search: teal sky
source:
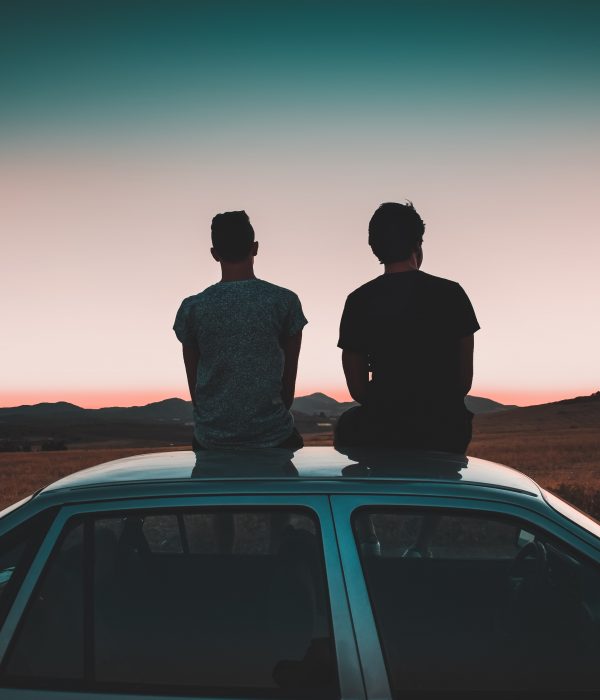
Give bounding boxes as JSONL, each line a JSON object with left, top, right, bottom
{"left": 2, "top": 1, "right": 599, "bottom": 407}
{"left": 3, "top": 1, "right": 599, "bottom": 134}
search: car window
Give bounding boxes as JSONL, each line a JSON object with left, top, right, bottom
{"left": 3, "top": 519, "right": 84, "bottom": 679}
{"left": 353, "top": 508, "right": 600, "bottom": 695}
{"left": 0, "top": 509, "right": 56, "bottom": 629}
{"left": 3, "top": 507, "right": 337, "bottom": 698}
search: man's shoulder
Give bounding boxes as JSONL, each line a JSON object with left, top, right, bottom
{"left": 178, "top": 280, "right": 300, "bottom": 308}
{"left": 255, "top": 279, "right": 300, "bottom": 302}
{"left": 417, "top": 271, "right": 462, "bottom": 291}
{"left": 345, "top": 271, "right": 464, "bottom": 304}
{"left": 345, "top": 276, "right": 385, "bottom": 301}
{"left": 177, "top": 288, "right": 211, "bottom": 310}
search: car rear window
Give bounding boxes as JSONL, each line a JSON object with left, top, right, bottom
{"left": 2, "top": 507, "right": 338, "bottom": 698}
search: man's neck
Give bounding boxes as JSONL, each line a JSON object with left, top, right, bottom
{"left": 384, "top": 260, "right": 419, "bottom": 274}
{"left": 219, "top": 261, "right": 256, "bottom": 282}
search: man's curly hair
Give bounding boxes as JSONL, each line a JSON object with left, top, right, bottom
{"left": 368, "top": 201, "right": 425, "bottom": 264}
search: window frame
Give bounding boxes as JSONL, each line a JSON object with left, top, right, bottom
{"left": 0, "top": 495, "right": 365, "bottom": 700}
{"left": 331, "top": 493, "right": 600, "bottom": 700}
{"left": 0, "top": 508, "right": 58, "bottom": 630}
{"left": 0, "top": 508, "right": 59, "bottom": 662}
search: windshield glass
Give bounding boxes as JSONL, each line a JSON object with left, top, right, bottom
{"left": 542, "top": 489, "right": 600, "bottom": 540}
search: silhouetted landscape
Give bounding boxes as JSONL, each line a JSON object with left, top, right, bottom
{"left": 0, "top": 392, "right": 515, "bottom": 451}
{"left": 0, "top": 391, "right": 598, "bottom": 517}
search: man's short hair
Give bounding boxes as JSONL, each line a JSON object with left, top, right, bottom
{"left": 368, "top": 202, "right": 425, "bottom": 264}
{"left": 211, "top": 210, "right": 255, "bottom": 262}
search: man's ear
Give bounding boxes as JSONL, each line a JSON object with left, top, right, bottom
{"left": 415, "top": 243, "right": 423, "bottom": 268}
{"left": 251, "top": 241, "right": 259, "bottom": 257}
{"left": 210, "top": 247, "right": 220, "bottom": 262}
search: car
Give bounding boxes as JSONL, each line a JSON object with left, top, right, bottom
{"left": 1, "top": 445, "right": 600, "bottom": 698}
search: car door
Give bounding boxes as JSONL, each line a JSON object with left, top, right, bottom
{"left": 0, "top": 494, "right": 365, "bottom": 700}
{"left": 332, "top": 493, "right": 600, "bottom": 698}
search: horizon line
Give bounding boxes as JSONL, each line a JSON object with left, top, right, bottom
{"left": 2, "top": 387, "right": 597, "bottom": 412}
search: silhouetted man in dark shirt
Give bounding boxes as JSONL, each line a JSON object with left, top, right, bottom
{"left": 336, "top": 201, "right": 480, "bottom": 454}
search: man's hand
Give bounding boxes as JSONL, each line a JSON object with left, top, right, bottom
{"left": 342, "top": 350, "right": 369, "bottom": 405}
{"left": 280, "top": 331, "right": 302, "bottom": 409}
{"left": 459, "top": 334, "right": 474, "bottom": 397}
{"left": 182, "top": 344, "right": 200, "bottom": 407}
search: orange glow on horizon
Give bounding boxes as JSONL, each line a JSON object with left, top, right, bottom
{"left": 0, "top": 386, "right": 354, "bottom": 409}
{"left": 470, "top": 386, "right": 598, "bottom": 408}
{"left": 1, "top": 385, "right": 597, "bottom": 410}
{"left": 0, "top": 389, "right": 188, "bottom": 410}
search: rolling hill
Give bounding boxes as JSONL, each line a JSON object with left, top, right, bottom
{"left": 0, "top": 391, "right": 516, "bottom": 448}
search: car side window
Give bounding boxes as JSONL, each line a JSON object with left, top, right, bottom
{"left": 353, "top": 508, "right": 600, "bottom": 695}
{"left": 3, "top": 519, "right": 84, "bottom": 680}
{"left": 0, "top": 509, "right": 56, "bottom": 629}
{"left": 3, "top": 507, "right": 337, "bottom": 698}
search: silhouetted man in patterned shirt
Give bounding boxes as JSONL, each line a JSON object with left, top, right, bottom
{"left": 174, "top": 211, "right": 306, "bottom": 450}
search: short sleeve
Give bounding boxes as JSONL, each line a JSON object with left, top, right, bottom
{"left": 337, "top": 293, "right": 368, "bottom": 353}
{"left": 452, "top": 284, "right": 480, "bottom": 338}
{"left": 173, "top": 299, "right": 198, "bottom": 347}
{"left": 282, "top": 293, "right": 308, "bottom": 336}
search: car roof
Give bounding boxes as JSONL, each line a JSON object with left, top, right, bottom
{"left": 39, "top": 446, "right": 542, "bottom": 499}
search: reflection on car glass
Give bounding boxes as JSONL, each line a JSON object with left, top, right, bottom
{"left": 0, "top": 566, "right": 15, "bottom": 588}
{"left": 336, "top": 447, "right": 466, "bottom": 479}
{"left": 192, "top": 447, "right": 298, "bottom": 478}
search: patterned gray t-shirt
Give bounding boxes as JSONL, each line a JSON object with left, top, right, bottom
{"left": 173, "top": 279, "right": 307, "bottom": 448}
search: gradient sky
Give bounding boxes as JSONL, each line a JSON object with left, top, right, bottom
{"left": 1, "top": 0, "right": 599, "bottom": 408}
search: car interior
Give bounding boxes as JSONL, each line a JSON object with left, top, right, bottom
{"left": 355, "top": 510, "right": 600, "bottom": 693}
{"left": 3, "top": 509, "right": 337, "bottom": 697}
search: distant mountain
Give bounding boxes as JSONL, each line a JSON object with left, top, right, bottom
{"left": 0, "top": 392, "right": 514, "bottom": 425}
{"left": 556, "top": 390, "right": 600, "bottom": 407}
{"left": 1, "top": 391, "right": 597, "bottom": 449}
{"left": 0, "top": 398, "right": 193, "bottom": 423}
{"left": 293, "top": 392, "right": 514, "bottom": 417}
{"left": 465, "top": 396, "right": 517, "bottom": 414}
{"left": 292, "top": 393, "right": 356, "bottom": 416}
{"left": 474, "top": 390, "right": 600, "bottom": 433}
{"left": 0, "top": 401, "right": 85, "bottom": 416}
{"left": 96, "top": 398, "right": 193, "bottom": 422}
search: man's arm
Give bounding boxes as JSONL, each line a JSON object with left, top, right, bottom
{"left": 459, "top": 334, "right": 474, "bottom": 397}
{"left": 342, "top": 350, "right": 370, "bottom": 405}
{"left": 280, "top": 331, "right": 302, "bottom": 409}
{"left": 182, "top": 344, "right": 200, "bottom": 407}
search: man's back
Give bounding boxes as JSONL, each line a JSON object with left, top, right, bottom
{"left": 175, "top": 278, "right": 306, "bottom": 448}
{"left": 336, "top": 201, "right": 479, "bottom": 453}
{"left": 340, "top": 270, "right": 479, "bottom": 406}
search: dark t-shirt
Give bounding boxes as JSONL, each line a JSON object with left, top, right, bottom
{"left": 338, "top": 271, "right": 480, "bottom": 423}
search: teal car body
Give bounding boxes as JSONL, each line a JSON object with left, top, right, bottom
{"left": 1, "top": 447, "right": 599, "bottom": 698}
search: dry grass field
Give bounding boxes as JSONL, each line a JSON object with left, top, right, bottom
{"left": 1, "top": 396, "right": 598, "bottom": 517}
{"left": 472, "top": 429, "right": 600, "bottom": 516}
{"left": 1, "top": 433, "right": 598, "bottom": 516}
{"left": 0, "top": 447, "right": 188, "bottom": 511}
{"left": 469, "top": 401, "right": 600, "bottom": 517}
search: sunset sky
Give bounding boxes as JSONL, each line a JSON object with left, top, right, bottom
{"left": 2, "top": 1, "right": 599, "bottom": 409}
